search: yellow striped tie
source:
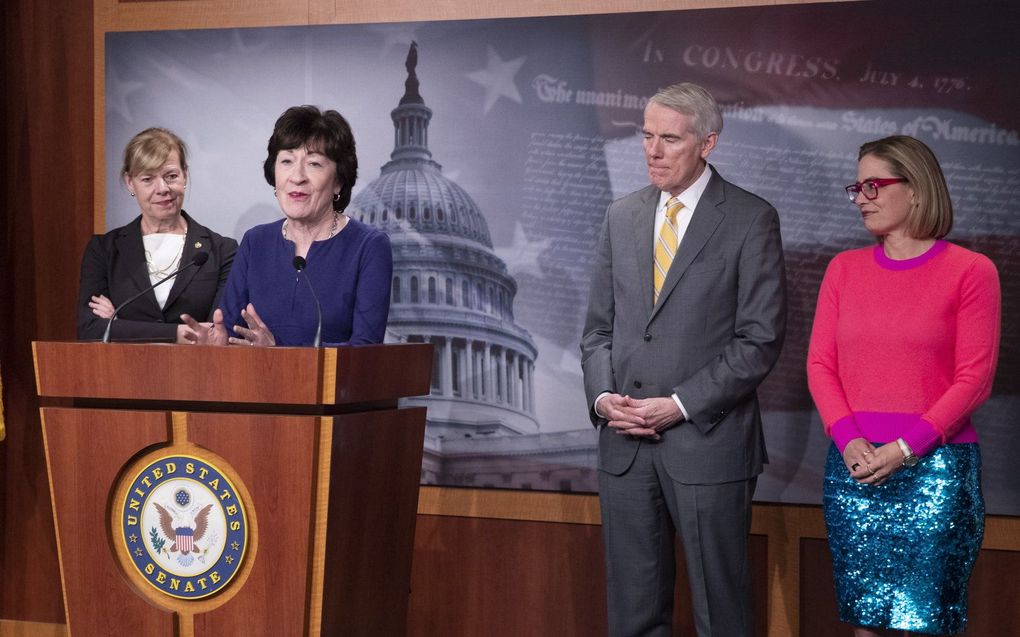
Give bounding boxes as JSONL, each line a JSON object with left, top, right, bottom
{"left": 653, "top": 197, "right": 683, "bottom": 302}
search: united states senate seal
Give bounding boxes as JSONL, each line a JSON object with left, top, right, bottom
{"left": 119, "top": 455, "right": 248, "bottom": 599}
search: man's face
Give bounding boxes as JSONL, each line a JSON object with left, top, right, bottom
{"left": 642, "top": 102, "right": 717, "bottom": 196}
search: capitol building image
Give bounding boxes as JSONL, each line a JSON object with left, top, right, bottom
{"left": 349, "top": 45, "right": 597, "bottom": 491}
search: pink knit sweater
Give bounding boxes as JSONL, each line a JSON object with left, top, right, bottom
{"left": 807, "top": 240, "right": 1001, "bottom": 456}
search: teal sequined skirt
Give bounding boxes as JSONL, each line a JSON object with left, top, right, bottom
{"left": 823, "top": 443, "right": 984, "bottom": 635}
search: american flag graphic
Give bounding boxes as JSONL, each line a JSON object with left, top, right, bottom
{"left": 176, "top": 527, "right": 194, "bottom": 553}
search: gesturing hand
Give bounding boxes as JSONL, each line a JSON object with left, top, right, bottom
{"left": 229, "top": 303, "right": 276, "bottom": 348}
{"left": 180, "top": 309, "right": 228, "bottom": 346}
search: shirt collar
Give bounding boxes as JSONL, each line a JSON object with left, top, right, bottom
{"left": 657, "top": 163, "right": 713, "bottom": 212}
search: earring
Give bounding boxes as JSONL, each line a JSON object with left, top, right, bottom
{"left": 129, "top": 192, "right": 136, "bottom": 197}
{"left": 333, "top": 192, "right": 341, "bottom": 202}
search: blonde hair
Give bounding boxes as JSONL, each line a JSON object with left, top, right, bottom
{"left": 121, "top": 127, "right": 188, "bottom": 178}
{"left": 858, "top": 135, "right": 952, "bottom": 239}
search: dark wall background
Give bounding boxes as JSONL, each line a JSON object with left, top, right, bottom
{"left": 1, "top": 0, "right": 93, "bottom": 622}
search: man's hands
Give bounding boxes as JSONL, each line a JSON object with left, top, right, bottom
{"left": 596, "top": 394, "right": 683, "bottom": 440}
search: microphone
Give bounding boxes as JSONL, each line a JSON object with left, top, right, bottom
{"left": 293, "top": 256, "right": 322, "bottom": 348}
{"left": 102, "top": 251, "right": 210, "bottom": 343}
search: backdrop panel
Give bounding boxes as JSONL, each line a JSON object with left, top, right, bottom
{"left": 104, "top": 0, "right": 1020, "bottom": 513}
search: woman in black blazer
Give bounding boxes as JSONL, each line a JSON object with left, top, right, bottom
{"left": 77, "top": 128, "right": 236, "bottom": 342}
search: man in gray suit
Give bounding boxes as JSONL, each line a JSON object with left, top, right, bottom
{"left": 581, "top": 83, "right": 786, "bottom": 637}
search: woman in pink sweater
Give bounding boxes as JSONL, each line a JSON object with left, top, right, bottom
{"left": 807, "top": 135, "right": 1000, "bottom": 636}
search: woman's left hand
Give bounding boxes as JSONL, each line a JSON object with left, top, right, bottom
{"left": 89, "top": 294, "right": 115, "bottom": 319}
{"left": 230, "top": 303, "right": 276, "bottom": 347}
{"left": 856, "top": 443, "right": 903, "bottom": 486}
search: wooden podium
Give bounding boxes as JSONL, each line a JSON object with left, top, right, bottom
{"left": 34, "top": 341, "right": 432, "bottom": 637}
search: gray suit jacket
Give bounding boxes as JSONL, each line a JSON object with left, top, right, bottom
{"left": 581, "top": 166, "right": 787, "bottom": 484}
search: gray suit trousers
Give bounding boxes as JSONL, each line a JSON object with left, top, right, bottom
{"left": 599, "top": 438, "right": 756, "bottom": 637}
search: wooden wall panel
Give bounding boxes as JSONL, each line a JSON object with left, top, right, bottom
{"left": 1, "top": 0, "right": 94, "bottom": 624}
{"left": 408, "top": 515, "right": 769, "bottom": 636}
{"left": 409, "top": 515, "right": 608, "bottom": 636}
{"left": 411, "top": 494, "right": 1019, "bottom": 637}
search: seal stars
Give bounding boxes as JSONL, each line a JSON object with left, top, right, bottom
{"left": 119, "top": 455, "right": 248, "bottom": 600}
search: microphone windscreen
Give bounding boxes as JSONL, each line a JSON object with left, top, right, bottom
{"left": 293, "top": 256, "right": 307, "bottom": 271}
{"left": 192, "top": 251, "right": 210, "bottom": 266}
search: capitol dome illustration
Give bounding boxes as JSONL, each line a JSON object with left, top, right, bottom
{"left": 349, "top": 43, "right": 539, "bottom": 485}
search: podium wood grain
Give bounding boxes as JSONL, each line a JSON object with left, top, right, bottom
{"left": 35, "top": 342, "right": 431, "bottom": 636}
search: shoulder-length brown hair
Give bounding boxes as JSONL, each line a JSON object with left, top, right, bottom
{"left": 858, "top": 135, "right": 952, "bottom": 240}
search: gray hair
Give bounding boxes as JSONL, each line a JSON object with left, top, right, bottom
{"left": 648, "top": 83, "right": 723, "bottom": 140}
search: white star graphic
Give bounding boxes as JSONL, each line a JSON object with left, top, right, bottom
{"left": 494, "top": 222, "right": 551, "bottom": 279}
{"left": 226, "top": 29, "right": 270, "bottom": 57}
{"left": 466, "top": 46, "right": 526, "bottom": 114}
{"left": 105, "top": 65, "right": 145, "bottom": 122}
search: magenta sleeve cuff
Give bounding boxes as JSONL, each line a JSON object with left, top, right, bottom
{"left": 828, "top": 415, "right": 863, "bottom": 453}
{"left": 900, "top": 418, "right": 944, "bottom": 457}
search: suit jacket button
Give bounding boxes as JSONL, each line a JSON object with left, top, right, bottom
{"left": 643, "top": 333, "right": 651, "bottom": 342}
{"left": 633, "top": 381, "right": 642, "bottom": 389}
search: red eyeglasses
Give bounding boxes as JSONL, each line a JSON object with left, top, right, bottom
{"left": 845, "top": 178, "right": 907, "bottom": 202}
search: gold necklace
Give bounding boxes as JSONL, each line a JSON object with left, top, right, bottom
{"left": 144, "top": 238, "right": 185, "bottom": 278}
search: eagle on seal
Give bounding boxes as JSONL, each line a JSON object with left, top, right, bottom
{"left": 154, "top": 502, "right": 213, "bottom": 555}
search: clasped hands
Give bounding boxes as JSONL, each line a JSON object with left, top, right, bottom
{"left": 842, "top": 437, "right": 903, "bottom": 486}
{"left": 180, "top": 303, "right": 276, "bottom": 347}
{"left": 597, "top": 393, "right": 683, "bottom": 441}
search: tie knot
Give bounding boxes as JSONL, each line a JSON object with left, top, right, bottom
{"left": 665, "top": 197, "right": 683, "bottom": 223}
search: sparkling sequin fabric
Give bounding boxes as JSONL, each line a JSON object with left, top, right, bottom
{"left": 823, "top": 443, "right": 984, "bottom": 635}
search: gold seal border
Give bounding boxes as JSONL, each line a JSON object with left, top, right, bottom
{"left": 108, "top": 412, "right": 259, "bottom": 619}
{"left": 122, "top": 463, "right": 246, "bottom": 599}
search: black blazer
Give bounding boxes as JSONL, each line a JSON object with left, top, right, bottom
{"left": 77, "top": 211, "right": 237, "bottom": 342}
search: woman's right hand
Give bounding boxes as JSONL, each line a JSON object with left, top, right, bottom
{"left": 180, "top": 309, "right": 228, "bottom": 346}
{"left": 842, "top": 437, "right": 879, "bottom": 482}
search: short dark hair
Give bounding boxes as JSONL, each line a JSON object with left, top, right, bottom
{"left": 263, "top": 105, "right": 358, "bottom": 211}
